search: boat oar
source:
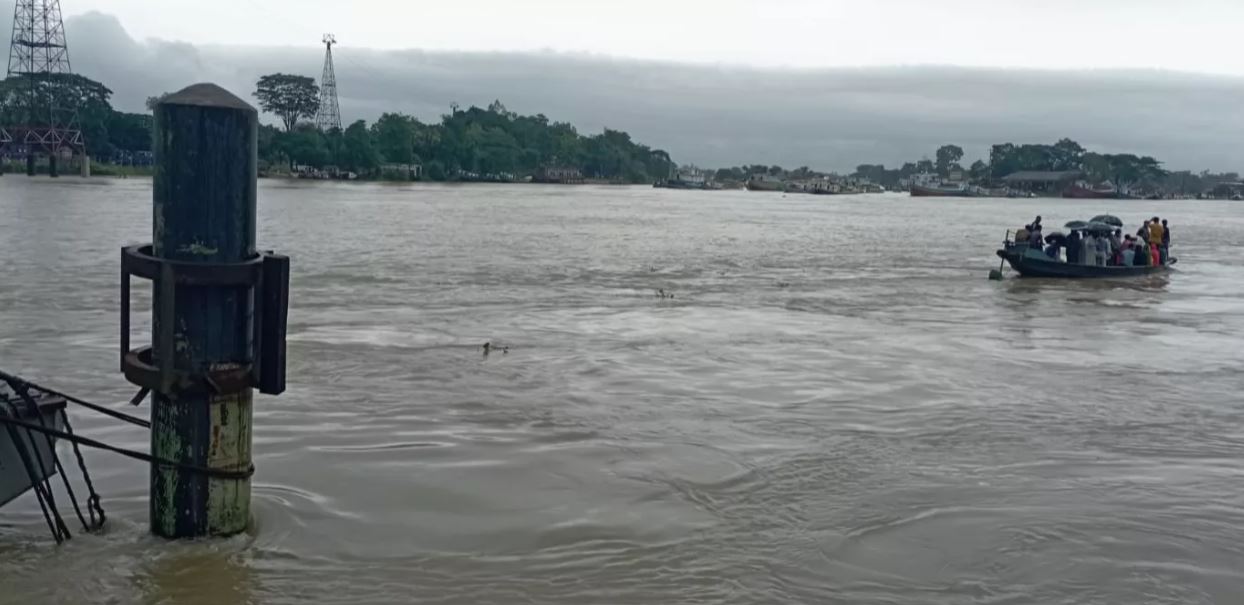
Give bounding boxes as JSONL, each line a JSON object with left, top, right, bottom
{"left": 989, "top": 230, "right": 1009, "bottom": 280}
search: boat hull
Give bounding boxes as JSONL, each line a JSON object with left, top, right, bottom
{"left": 746, "top": 180, "right": 785, "bottom": 192}
{"left": 910, "top": 184, "right": 977, "bottom": 197}
{"left": 654, "top": 180, "right": 707, "bottom": 190}
{"left": 996, "top": 248, "right": 1175, "bottom": 278}
{"left": 1062, "top": 184, "right": 1137, "bottom": 199}
{"left": 0, "top": 396, "right": 64, "bottom": 507}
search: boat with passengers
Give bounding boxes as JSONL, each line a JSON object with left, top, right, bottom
{"left": 996, "top": 214, "right": 1177, "bottom": 278}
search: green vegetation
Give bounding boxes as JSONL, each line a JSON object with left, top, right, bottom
{"left": 253, "top": 93, "right": 675, "bottom": 183}
{"left": 0, "top": 73, "right": 152, "bottom": 161}
{"left": 935, "top": 144, "right": 964, "bottom": 176}
{"left": 1, "top": 72, "right": 675, "bottom": 184}
{"left": 3, "top": 72, "right": 1239, "bottom": 195}
{"left": 254, "top": 74, "right": 320, "bottom": 132}
{"left": 851, "top": 139, "right": 1177, "bottom": 191}
{"left": 720, "top": 139, "right": 1237, "bottom": 197}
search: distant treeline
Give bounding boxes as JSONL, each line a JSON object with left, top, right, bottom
{"left": 722, "top": 139, "right": 1240, "bottom": 195}
{"left": 1, "top": 72, "right": 676, "bottom": 183}
{"left": 255, "top": 103, "right": 674, "bottom": 182}
{"left": 245, "top": 73, "right": 675, "bottom": 182}
{"left": 2, "top": 74, "right": 1238, "bottom": 193}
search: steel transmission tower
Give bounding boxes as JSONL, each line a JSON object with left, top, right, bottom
{"left": 315, "top": 34, "right": 342, "bottom": 131}
{"left": 3, "top": 0, "right": 85, "bottom": 172}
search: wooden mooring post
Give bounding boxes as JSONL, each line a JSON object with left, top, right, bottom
{"left": 119, "top": 82, "right": 288, "bottom": 538}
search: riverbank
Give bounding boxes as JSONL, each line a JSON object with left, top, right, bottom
{"left": 0, "top": 161, "right": 153, "bottom": 178}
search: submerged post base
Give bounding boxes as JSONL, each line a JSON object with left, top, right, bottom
{"left": 150, "top": 390, "right": 253, "bottom": 538}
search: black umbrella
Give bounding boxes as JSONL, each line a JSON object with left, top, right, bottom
{"left": 1090, "top": 214, "right": 1124, "bottom": 227}
{"left": 1045, "top": 231, "right": 1067, "bottom": 244}
{"left": 1064, "top": 220, "right": 1090, "bottom": 230}
{"left": 1083, "top": 221, "right": 1116, "bottom": 235}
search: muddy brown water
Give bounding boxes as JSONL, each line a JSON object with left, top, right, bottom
{"left": 1, "top": 177, "right": 1243, "bottom": 604}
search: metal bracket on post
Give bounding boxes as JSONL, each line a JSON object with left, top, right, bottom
{"left": 119, "top": 244, "right": 288, "bottom": 397}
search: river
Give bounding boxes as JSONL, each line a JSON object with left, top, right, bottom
{"left": 1, "top": 177, "right": 1243, "bottom": 604}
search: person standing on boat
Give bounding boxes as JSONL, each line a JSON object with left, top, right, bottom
{"left": 1080, "top": 231, "right": 1097, "bottom": 265}
{"left": 1029, "top": 223, "right": 1044, "bottom": 249}
{"left": 1109, "top": 229, "right": 1123, "bottom": 264}
{"left": 1154, "top": 219, "right": 1164, "bottom": 263}
{"left": 1148, "top": 217, "right": 1164, "bottom": 264}
{"left": 1094, "top": 233, "right": 1109, "bottom": 266}
{"left": 1066, "top": 230, "right": 1082, "bottom": 264}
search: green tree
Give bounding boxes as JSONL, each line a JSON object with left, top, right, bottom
{"left": 425, "top": 160, "right": 448, "bottom": 181}
{"left": 1081, "top": 152, "right": 1111, "bottom": 183}
{"left": 254, "top": 74, "right": 320, "bottom": 132}
{"left": 935, "top": 144, "right": 964, "bottom": 176}
{"left": 280, "top": 125, "right": 329, "bottom": 168}
{"left": 371, "top": 112, "right": 416, "bottom": 164}
{"left": 789, "top": 165, "right": 813, "bottom": 179}
{"left": 257, "top": 124, "right": 286, "bottom": 169}
{"left": 1051, "top": 138, "right": 1085, "bottom": 171}
{"left": 107, "top": 112, "right": 152, "bottom": 152}
{"left": 476, "top": 126, "right": 521, "bottom": 174}
{"left": 339, "top": 120, "right": 380, "bottom": 174}
{"left": 969, "top": 159, "right": 989, "bottom": 182}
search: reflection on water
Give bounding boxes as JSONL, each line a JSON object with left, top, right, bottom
{"left": 2, "top": 178, "right": 1244, "bottom": 604}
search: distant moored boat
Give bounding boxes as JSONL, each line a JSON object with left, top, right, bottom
{"left": 746, "top": 175, "right": 786, "bottom": 192}
{"left": 910, "top": 183, "right": 980, "bottom": 197}
{"left": 1063, "top": 182, "right": 1134, "bottom": 199}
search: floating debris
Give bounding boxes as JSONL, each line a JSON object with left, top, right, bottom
{"left": 655, "top": 289, "right": 675, "bottom": 300}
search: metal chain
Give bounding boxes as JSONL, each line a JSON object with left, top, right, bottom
{"left": 60, "top": 411, "right": 105, "bottom": 530}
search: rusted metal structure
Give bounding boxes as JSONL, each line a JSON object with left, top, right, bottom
{"left": 4, "top": 0, "right": 85, "bottom": 176}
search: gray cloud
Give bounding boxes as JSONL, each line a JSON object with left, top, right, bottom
{"left": 6, "top": 4, "right": 1244, "bottom": 172}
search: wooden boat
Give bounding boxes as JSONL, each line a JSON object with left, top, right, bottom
{"left": 746, "top": 176, "right": 786, "bottom": 192}
{"left": 653, "top": 179, "right": 708, "bottom": 190}
{"left": 996, "top": 245, "right": 1176, "bottom": 278}
{"left": 1063, "top": 182, "right": 1137, "bottom": 199}
{"left": 910, "top": 183, "right": 980, "bottom": 197}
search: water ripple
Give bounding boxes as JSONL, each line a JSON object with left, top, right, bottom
{"left": 2, "top": 180, "right": 1244, "bottom": 603}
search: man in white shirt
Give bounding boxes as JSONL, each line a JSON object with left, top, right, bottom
{"left": 1080, "top": 232, "right": 1096, "bottom": 265}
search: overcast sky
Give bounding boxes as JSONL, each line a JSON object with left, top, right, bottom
{"left": 7, "top": 1, "right": 1244, "bottom": 172}
{"left": 59, "top": 0, "right": 1244, "bottom": 74}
